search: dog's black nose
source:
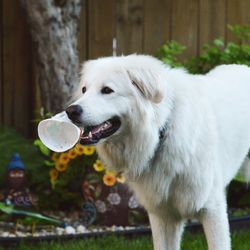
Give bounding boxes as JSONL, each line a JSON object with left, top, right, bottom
{"left": 66, "top": 105, "right": 83, "bottom": 122}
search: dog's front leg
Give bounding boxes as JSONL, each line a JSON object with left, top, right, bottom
{"left": 199, "top": 192, "right": 231, "bottom": 250}
{"left": 148, "top": 213, "right": 184, "bottom": 250}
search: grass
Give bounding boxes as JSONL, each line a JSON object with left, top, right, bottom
{"left": 2, "top": 230, "right": 250, "bottom": 250}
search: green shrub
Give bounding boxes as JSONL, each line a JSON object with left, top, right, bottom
{"left": 158, "top": 24, "right": 250, "bottom": 74}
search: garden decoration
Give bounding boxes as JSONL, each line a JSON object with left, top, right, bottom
{"left": 4, "top": 153, "right": 37, "bottom": 207}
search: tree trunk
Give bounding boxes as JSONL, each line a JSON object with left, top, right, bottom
{"left": 19, "top": 0, "right": 83, "bottom": 113}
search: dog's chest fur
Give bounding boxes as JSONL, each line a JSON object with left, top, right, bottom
{"left": 97, "top": 130, "right": 215, "bottom": 219}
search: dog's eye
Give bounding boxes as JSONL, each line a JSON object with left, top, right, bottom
{"left": 82, "top": 86, "right": 86, "bottom": 94}
{"left": 101, "top": 87, "right": 114, "bottom": 94}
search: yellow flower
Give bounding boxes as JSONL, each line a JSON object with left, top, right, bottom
{"left": 93, "top": 160, "right": 105, "bottom": 172}
{"left": 83, "top": 146, "right": 96, "bottom": 155}
{"left": 49, "top": 168, "right": 58, "bottom": 181}
{"left": 68, "top": 148, "right": 78, "bottom": 159}
{"left": 58, "top": 152, "right": 70, "bottom": 164}
{"left": 105, "top": 170, "right": 116, "bottom": 175}
{"left": 103, "top": 173, "right": 116, "bottom": 187}
{"left": 75, "top": 144, "right": 85, "bottom": 155}
{"left": 51, "top": 153, "right": 60, "bottom": 162}
{"left": 116, "top": 173, "right": 126, "bottom": 183}
{"left": 55, "top": 161, "right": 68, "bottom": 172}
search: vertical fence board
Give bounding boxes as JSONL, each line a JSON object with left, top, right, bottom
{"left": 3, "top": 0, "right": 14, "bottom": 127}
{"left": 143, "top": 0, "right": 171, "bottom": 55}
{"left": 77, "top": 0, "right": 87, "bottom": 63}
{"left": 199, "top": 0, "right": 226, "bottom": 53}
{"left": 171, "top": 0, "right": 199, "bottom": 58}
{"left": 88, "top": 0, "right": 115, "bottom": 59}
{"left": 3, "top": 0, "right": 33, "bottom": 136}
{"left": 116, "top": 0, "right": 144, "bottom": 55}
{"left": 226, "top": 0, "right": 250, "bottom": 43}
{"left": 0, "top": 0, "right": 2, "bottom": 123}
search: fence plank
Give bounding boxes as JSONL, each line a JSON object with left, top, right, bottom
{"left": 199, "top": 0, "right": 226, "bottom": 53}
{"left": 0, "top": 0, "right": 2, "bottom": 123}
{"left": 3, "top": 0, "right": 14, "bottom": 128}
{"left": 171, "top": 0, "right": 199, "bottom": 59}
{"left": 77, "top": 0, "right": 87, "bottom": 63}
{"left": 88, "top": 0, "right": 115, "bottom": 59}
{"left": 226, "top": 0, "right": 250, "bottom": 43}
{"left": 116, "top": 0, "right": 144, "bottom": 55}
{"left": 3, "top": 0, "right": 33, "bottom": 136}
{"left": 143, "top": 0, "right": 171, "bottom": 56}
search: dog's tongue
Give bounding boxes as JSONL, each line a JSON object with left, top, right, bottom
{"left": 80, "top": 121, "right": 113, "bottom": 145}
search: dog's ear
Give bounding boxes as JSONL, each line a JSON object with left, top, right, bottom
{"left": 127, "top": 69, "right": 163, "bottom": 103}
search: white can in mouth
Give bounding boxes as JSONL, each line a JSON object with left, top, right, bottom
{"left": 38, "top": 112, "right": 83, "bottom": 152}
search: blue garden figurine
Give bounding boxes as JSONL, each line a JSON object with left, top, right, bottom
{"left": 5, "top": 153, "right": 37, "bottom": 206}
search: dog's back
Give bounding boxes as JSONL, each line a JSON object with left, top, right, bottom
{"left": 205, "top": 64, "right": 250, "bottom": 185}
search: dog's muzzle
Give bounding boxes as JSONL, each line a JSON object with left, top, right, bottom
{"left": 66, "top": 105, "right": 121, "bottom": 145}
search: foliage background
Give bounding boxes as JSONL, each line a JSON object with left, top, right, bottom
{"left": 158, "top": 25, "right": 250, "bottom": 73}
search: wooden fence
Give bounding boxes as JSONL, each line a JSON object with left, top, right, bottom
{"left": 1, "top": 0, "right": 250, "bottom": 137}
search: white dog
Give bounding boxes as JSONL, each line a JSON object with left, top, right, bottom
{"left": 66, "top": 55, "right": 250, "bottom": 250}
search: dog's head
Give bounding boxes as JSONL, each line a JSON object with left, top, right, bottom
{"left": 66, "top": 55, "right": 168, "bottom": 145}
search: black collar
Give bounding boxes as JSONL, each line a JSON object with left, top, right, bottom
{"left": 159, "top": 127, "right": 166, "bottom": 140}
{"left": 147, "top": 121, "right": 168, "bottom": 167}
{"left": 159, "top": 121, "right": 168, "bottom": 141}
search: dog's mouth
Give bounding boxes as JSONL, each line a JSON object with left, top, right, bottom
{"left": 80, "top": 116, "right": 121, "bottom": 145}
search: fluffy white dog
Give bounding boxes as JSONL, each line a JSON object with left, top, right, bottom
{"left": 66, "top": 55, "right": 250, "bottom": 250}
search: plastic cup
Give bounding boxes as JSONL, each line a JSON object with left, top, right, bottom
{"left": 38, "top": 112, "right": 82, "bottom": 152}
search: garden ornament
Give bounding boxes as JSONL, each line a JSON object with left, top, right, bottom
{"left": 5, "top": 153, "right": 37, "bottom": 206}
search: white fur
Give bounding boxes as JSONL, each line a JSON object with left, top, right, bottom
{"left": 73, "top": 55, "right": 250, "bottom": 250}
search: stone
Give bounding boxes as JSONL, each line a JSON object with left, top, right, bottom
{"left": 65, "top": 226, "right": 76, "bottom": 234}
{"left": 76, "top": 225, "right": 87, "bottom": 233}
{"left": 56, "top": 227, "right": 64, "bottom": 235}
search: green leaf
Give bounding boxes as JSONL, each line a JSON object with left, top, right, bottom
{"left": 0, "top": 202, "right": 14, "bottom": 214}
{"left": 34, "top": 139, "right": 50, "bottom": 156}
{"left": 87, "top": 173, "right": 101, "bottom": 183}
{"left": 213, "top": 38, "right": 224, "bottom": 47}
{"left": 234, "top": 174, "right": 247, "bottom": 183}
{"left": 44, "top": 160, "right": 55, "bottom": 167}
